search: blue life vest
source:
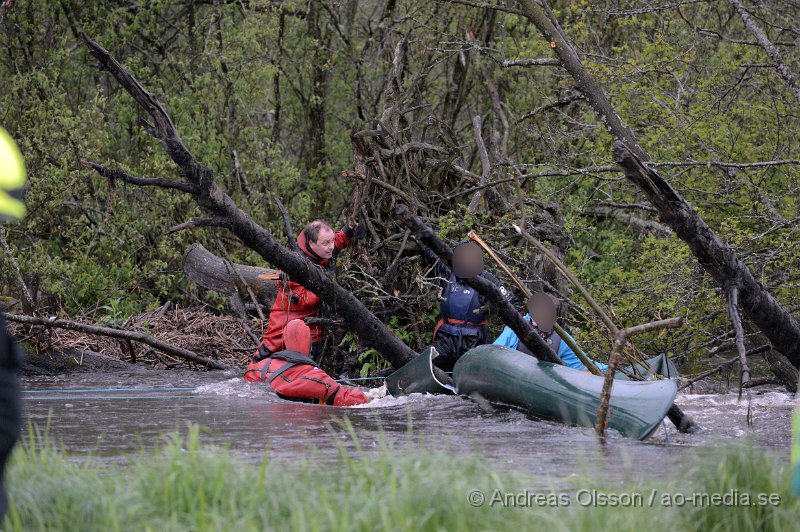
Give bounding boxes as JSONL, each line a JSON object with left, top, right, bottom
{"left": 439, "top": 273, "right": 486, "bottom": 331}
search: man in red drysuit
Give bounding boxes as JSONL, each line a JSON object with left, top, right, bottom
{"left": 245, "top": 319, "right": 369, "bottom": 406}
{"left": 256, "top": 219, "right": 361, "bottom": 361}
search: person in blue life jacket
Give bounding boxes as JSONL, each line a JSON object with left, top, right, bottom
{"left": 494, "top": 292, "right": 608, "bottom": 372}
{"left": 418, "top": 239, "right": 518, "bottom": 372}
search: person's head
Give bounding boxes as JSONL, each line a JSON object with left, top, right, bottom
{"left": 0, "top": 127, "right": 26, "bottom": 221}
{"left": 284, "top": 319, "right": 312, "bottom": 356}
{"left": 303, "top": 219, "right": 336, "bottom": 259}
{"left": 452, "top": 241, "right": 484, "bottom": 278}
{"left": 527, "top": 292, "right": 558, "bottom": 333}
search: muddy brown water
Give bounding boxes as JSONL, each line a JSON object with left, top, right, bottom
{"left": 20, "top": 365, "right": 794, "bottom": 483}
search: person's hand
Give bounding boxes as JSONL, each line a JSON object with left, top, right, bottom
{"left": 352, "top": 221, "right": 367, "bottom": 240}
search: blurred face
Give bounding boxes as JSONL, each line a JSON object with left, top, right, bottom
{"left": 452, "top": 242, "right": 484, "bottom": 278}
{"left": 527, "top": 293, "right": 557, "bottom": 333}
{"left": 308, "top": 226, "right": 336, "bottom": 259}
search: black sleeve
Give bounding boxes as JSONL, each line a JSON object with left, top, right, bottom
{"left": 418, "top": 243, "right": 452, "bottom": 284}
{"left": 479, "top": 270, "right": 520, "bottom": 308}
{"left": 418, "top": 243, "right": 439, "bottom": 265}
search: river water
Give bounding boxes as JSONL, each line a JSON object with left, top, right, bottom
{"left": 20, "top": 367, "right": 794, "bottom": 482}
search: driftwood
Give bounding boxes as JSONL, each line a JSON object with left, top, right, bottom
{"left": 4, "top": 312, "right": 230, "bottom": 370}
{"left": 78, "top": 32, "right": 417, "bottom": 370}
{"left": 395, "top": 204, "right": 564, "bottom": 365}
{"left": 183, "top": 244, "right": 279, "bottom": 305}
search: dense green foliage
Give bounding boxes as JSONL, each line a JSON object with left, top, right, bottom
{"left": 4, "top": 423, "right": 798, "bottom": 531}
{"left": 1, "top": 1, "right": 799, "bottom": 370}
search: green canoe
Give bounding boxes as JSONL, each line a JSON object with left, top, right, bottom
{"left": 385, "top": 346, "right": 456, "bottom": 396}
{"left": 452, "top": 345, "right": 677, "bottom": 440}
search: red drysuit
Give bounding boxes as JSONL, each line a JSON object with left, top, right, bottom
{"left": 258, "top": 226, "right": 352, "bottom": 353}
{"left": 245, "top": 319, "right": 368, "bottom": 406}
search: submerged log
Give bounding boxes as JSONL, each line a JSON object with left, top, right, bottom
{"left": 183, "top": 244, "right": 279, "bottom": 305}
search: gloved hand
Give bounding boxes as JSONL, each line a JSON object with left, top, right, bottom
{"left": 352, "top": 221, "right": 367, "bottom": 240}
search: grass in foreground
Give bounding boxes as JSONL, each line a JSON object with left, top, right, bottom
{"left": 2, "top": 422, "right": 798, "bottom": 532}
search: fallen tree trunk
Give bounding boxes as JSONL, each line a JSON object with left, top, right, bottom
{"left": 764, "top": 351, "right": 799, "bottom": 393}
{"left": 509, "top": 0, "right": 800, "bottom": 371}
{"left": 4, "top": 312, "right": 230, "bottom": 370}
{"left": 78, "top": 32, "right": 416, "bottom": 370}
{"left": 613, "top": 142, "right": 800, "bottom": 371}
{"left": 183, "top": 244, "right": 279, "bottom": 304}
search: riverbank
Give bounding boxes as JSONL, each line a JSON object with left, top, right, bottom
{"left": 3, "top": 423, "right": 796, "bottom": 531}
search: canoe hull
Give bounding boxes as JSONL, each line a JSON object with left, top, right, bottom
{"left": 386, "top": 346, "right": 455, "bottom": 396}
{"left": 453, "top": 345, "right": 677, "bottom": 440}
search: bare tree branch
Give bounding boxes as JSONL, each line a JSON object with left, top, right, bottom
{"left": 167, "top": 218, "right": 233, "bottom": 234}
{"left": 726, "top": 285, "right": 751, "bottom": 389}
{"left": 467, "top": 116, "right": 491, "bottom": 213}
{"left": 728, "top": 0, "right": 800, "bottom": 106}
{"left": 0, "top": 226, "right": 35, "bottom": 313}
{"left": 80, "top": 160, "right": 199, "bottom": 194}
{"left": 274, "top": 196, "right": 298, "bottom": 252}
{"left": 595, "top": 317, "right": 683, "bottom": 437}
{"left": 501, "top": 58, "right": 561, "bottom": 67}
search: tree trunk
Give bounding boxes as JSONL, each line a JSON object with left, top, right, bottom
{"left": 764, "top": 351, "right": 799, "bottom": 393}
{"left": 79, "top": 32, "right": 416, "bottom": 370}
{"left": 513, "top": 0, "right": 800, "bottom": 369}
{"left": 613, "top": 142, "right": 800, "bottom": 369}
{"left": 182, "top": 244, "right": 278, "bottom": 305}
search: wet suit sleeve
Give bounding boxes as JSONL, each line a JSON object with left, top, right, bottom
{"left": 278, "top": 365, "right": 370, "bottom": 406}
{"left": 417, "top": 242, "right": 451, "bottom": 288}
{"left": 285, "top": 279, "right": 321, "bottom": 308}
{"left": 334, "top": 226, "right": 353, "bottom": 251}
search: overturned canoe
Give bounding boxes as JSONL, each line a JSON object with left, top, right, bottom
{"left": 385, "top": 346, "right": 455, "bottom": 396}
{"left": 452, "top": 345, "right": 677, "bottom": 440}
